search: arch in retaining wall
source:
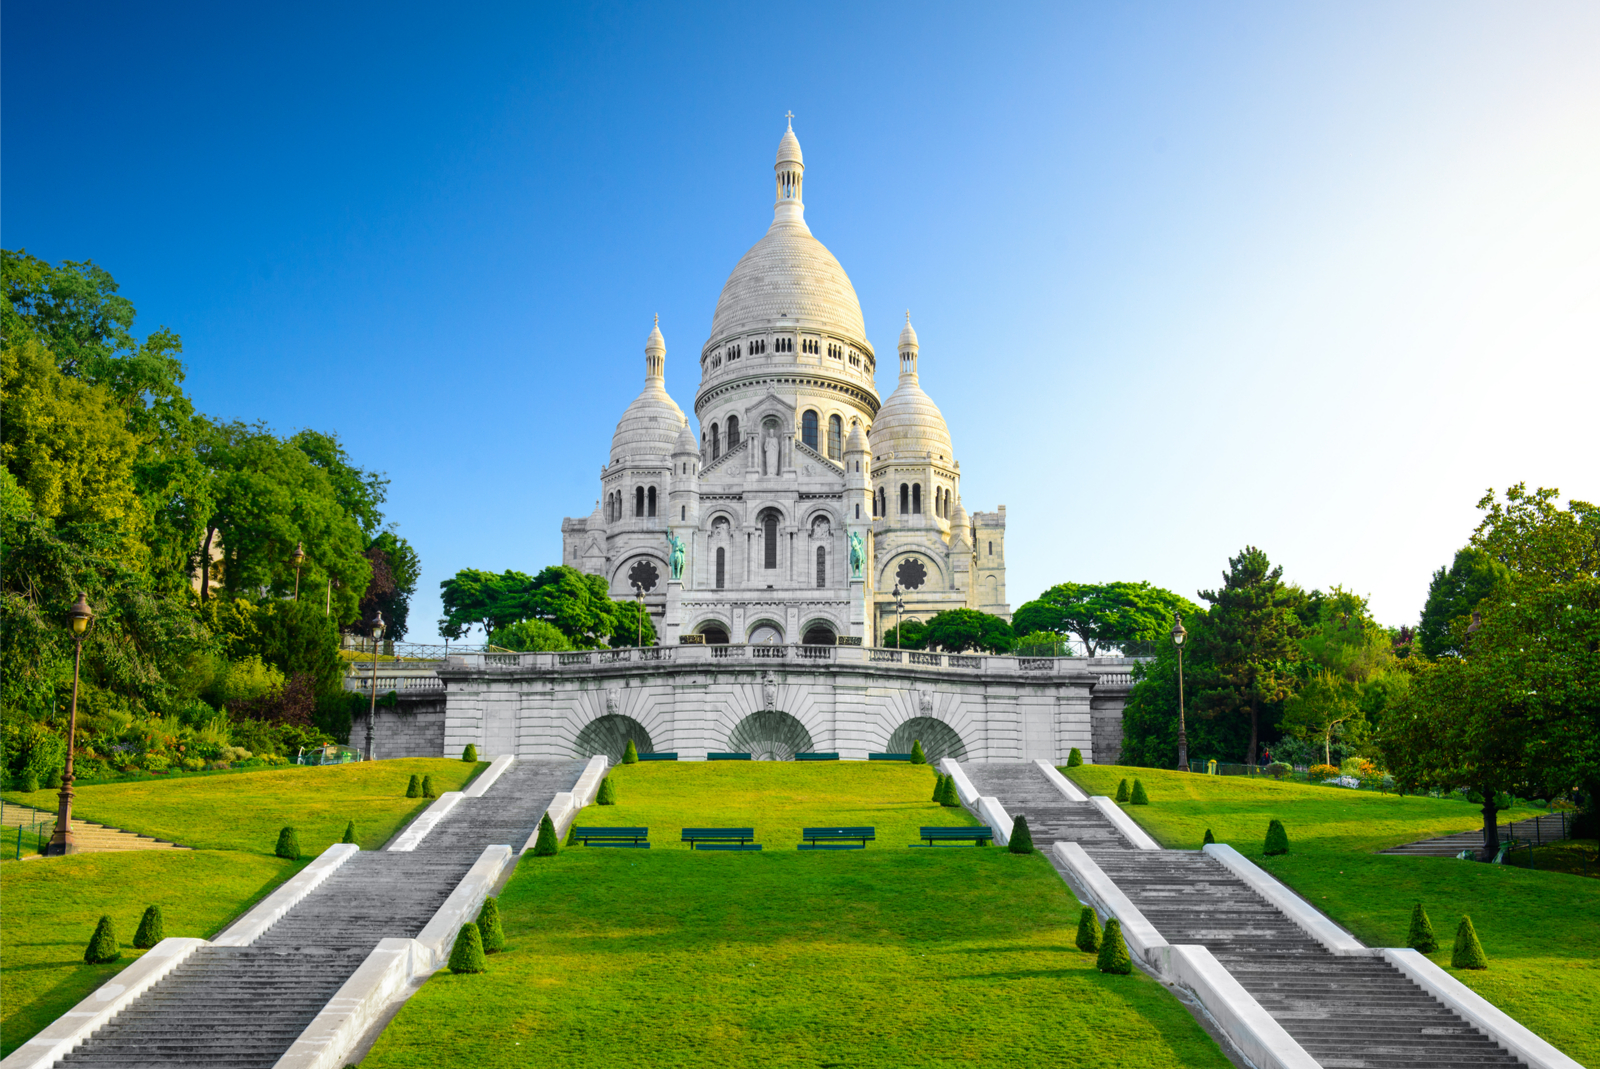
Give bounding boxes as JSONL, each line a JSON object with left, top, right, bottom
{"left": 887, "top": 717, "right": 969, "bottom": 762}
{"left": 573, "top": 714, "right": 654, "bottom": 763}
{"left": 725, "top": 710, "right": 815, "bottom": 761}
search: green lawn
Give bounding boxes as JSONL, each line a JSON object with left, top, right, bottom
{"left": 362, "top": 762, "right": 1233, "bottom": 1069}
{"left": 1066, "top": 764, "right": 1600, "bottom": 1061}
{"left": 0, "top": 757, "right": 483, "bottom": 1057}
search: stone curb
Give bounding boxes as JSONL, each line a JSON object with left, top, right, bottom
{"left": 1033, "top": 759, "right": 1088, "bottom": 801}
{"left": 1380, "top": 949, "right": 1585, "bottom": 1069}
{"left": 1089, "top": 796, "right": 1162, "bottom": 850}
{"left": 975, "top": 796, "right": 1014, "bottom": 847}
{"left": 0, "top": 938, "right": 209, "bottom": 1069}
{"left": 463, "top": 754, "right": 515, "bottom": 797}
{"left": 1049, "top": 842, "right": 1319, "bottom": 1069}
{"left": 214, "top": 843, "right": 359, "bottom": 946}
{"left": 524, "top": 755, "right": 609, "bottom": 851}
{"left": 387, "top": 793, "right": 464, "bottom": 852}
{"left": 1202, "top": 844, "right": 1364, "bottom": 954}
{"left": 937, "top": 758, "right": 978, "bottom": 806}
{"left": 415, "top": 845, "right": 514, "bottom": 966}
{"left": 570, "top": 755, "right": 609, "bottom": 806}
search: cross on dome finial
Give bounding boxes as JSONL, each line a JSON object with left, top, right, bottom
{"left": 785, "top": 110, "right": 794, "bottom": 128}
{"left": 905, "top": 309, "right": 911, "bottom": 324}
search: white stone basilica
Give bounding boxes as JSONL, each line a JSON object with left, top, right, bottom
{"left": 561, "top": 121, "right": 1009, "bottom": 646}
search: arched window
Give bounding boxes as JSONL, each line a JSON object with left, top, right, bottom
{"left": 711, "top": 423, "right": 720, "bottom": 460}
{"left": 816, "top": 546, "right": 826, "bottom": 588}
{"left": 647, "top": 487, "right": 657, "bottom": 517}
{"left": 716, "top": 547, "right": 726, "bottom": 589}
{"left": 879, "top": 487, "right": 887, "bottom": 516}
{"left": 764, "top": 512, "right": 779, "bottom": 569}
{"left": 827, "top": 415, "right": 842, "bottom": 459}
{"left": 635, "top": 486, "right": 645, "bottom": 517}
{"left": 899, "top": 484, "right": 909, "bottom": 514}
{"left": 802, "top": 410, "right": 819, "bottom": 450}
{"left": 912, "top": 484, "right": 922, "bottom": 514}
{"left": 726, "top": 415, "right": 739, "bottom": 449}
{"left": 681, "top": 505, "right": 686, "bottom": 521}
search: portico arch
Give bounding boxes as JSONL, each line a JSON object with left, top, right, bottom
{"left": 726, "top": 710, "right": 815, "bottom": 761}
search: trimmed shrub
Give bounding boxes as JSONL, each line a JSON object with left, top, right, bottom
{"left": 1407, "top": 903, "right": 1438, "bottom": 954}
{"left": 477, "top": 896, "right": 505, "bottom": 953}
{"left": 939, "top": 775, "right": 961, "bottom": 807}
{"left": 1452, "top": 916, "right": 1488, "bottom": 969}
{"left": 622, "top": 739, "right": 639, "bottom": 764}
{"left": 448, "top": 922, "right": 488, "bottom": 974}
{"left": 1203, "top": 828, "right": 1215, "bottom": 846}
{"left": 1115, "top": 778, "right": 1130, "bottom": 803}
{"left": 1097, "top": 918, "right": 1132, "bottom": 974}
{"left": 421, "top": 774, "right": 436, "bottom": 799}
{"left": 1264, "top": 819, "right": 1289, "bottom": 856}
{"left": 275, "top": 827, "right": 301, "bottom": 860}
{"left": 1067, "top": 747, "right": 1082, "bottom": 768}
{"left": 84, "top": 915, "right": 121, "bottom": 964}
{"left": 1008, "top": 815, "right": 1034, "bottom": 854}
{"left": 1130, "top": 779, "right": 1149, "bottom": 805}
{"left": 341, "top": 820, "right": 357, "bottom": 845}
{"left": 405, "top": 774, "right": 421, "bottom": 798}
{"left": 1075, "top": 906, "right": 1102, "bottom": 952}
{"left": 531, "top": 813, "right": 559, "bottom": 857}
{"left": 132, "top": 906, "right": 165, "bottom": 949}
{"left": 910, "top": 740, "right": 927, "bottom": 765}
{"left": 932, "top": 773, "right": 947, "bottom": 803}
{"left": 597, "top": 778, "right": 617, "bottom": 806}
{"left": 462, "top": 744, "right": 478, "bottom": 762}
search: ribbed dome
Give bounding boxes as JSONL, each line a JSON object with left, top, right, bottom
{"left": 709, "top": 225, "right": 867, "bottom": 343}
{"left": 777, "top": 123, "right": 803, "bottom": 166}
{"left": 872, "top": 377, "right": 953, "bottom": 460}
{"left": 611, "top": 320, "right": 688, "bottom": 464}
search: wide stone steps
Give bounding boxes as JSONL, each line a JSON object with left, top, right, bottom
{"left": 56, "top": 758, "right": 583, "bottom": 1068}
{"left": 969, "top": 762, "right": 1530, "bottom": 1069}
{"left": 959, "top": 763, "right": 1137, "bottom": 850}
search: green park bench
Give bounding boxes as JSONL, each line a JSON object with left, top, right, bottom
{"left": 637, "top": 752, "right": 678, "bottom": 761}
{"left": 681, "top": 827, "right": 761, "bottom": 851}
{"left": 917, "top": 826, "right": 993, "bottom": 847}
{"left": 795, "top": 752, "right": 839, "bottom": 761}
{"left": 570, "top": 826, "right": 650, "bottom": 848}
{"left": 799, "top": 826, "right": 876, "bottom": 850}
{"left": 707, "top": 752, "right": 752, "bottom": 761}
{"left": 868, "top": 753, "right": 912, "bottom": 761}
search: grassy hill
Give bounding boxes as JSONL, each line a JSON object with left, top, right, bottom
{"left": 1066, "top": 764, "right": 1599, "bottom": 1061}
{"left": 361, "top": 762, "right": 1234, "bottom": 1069}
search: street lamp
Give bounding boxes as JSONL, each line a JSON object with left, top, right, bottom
{"left": 892, "top": 584, "right": 904, "bottom": 650}
{"left": 291, "top": 542, "right": 306, "bottom": 601}
{"left": 365, "top": 612, "right": 385, "bottom": 761}
{"left": 633, "top": 583, "right": 645, "bottom": 647}
{"left": 46, "top": 593, "right": 94, "bottom": 856}
{"left": 1171, "top": 612, "right": 1188, "bottom": 773}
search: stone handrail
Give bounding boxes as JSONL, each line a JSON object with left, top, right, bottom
{"left": 441, "top": 647, "right": 1149, "bottom": 679}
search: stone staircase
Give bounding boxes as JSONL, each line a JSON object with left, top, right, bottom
{"left": 1380, "top": 814, "right": 1573, "bottom": 858}
{"left": 1, "top": 801, "right": 188, "bottom": 856}
{"left": 55, "top": 758, "right": 582, "bottom": 1068}
{"left": 966, "top": 761, "right": 1531, "bottom": 1069}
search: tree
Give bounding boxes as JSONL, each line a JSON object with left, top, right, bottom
{"left": 1280, "top": 670, "right": 1363, "bottom": 767}
{"left": 528, "top": 566, "right": 617, "bottom": 648}
{"left": 1013, "top": 581, "right": 1198, "bottom": 657}
{"left": 359, "top": 532, "right": 420, "bottom": 641}
{"left": 489, "top": 619, "right": 573, "bottom": 652}
{"left": 1196, "top": 547, "right": 1304, "bottom": 765}
{"left": 439, "top": 569, "right": 525, "bottom": 639}
{"left": 608, "top": 598, "right": 658, "bottom": 648}
{"left": 1419, "top": 548, "right": 1510, "bottom": 659}
{"left": 880, "top": 618, "right": 927, "bottom": 649}
{"left": 920, "top": 609, "right": 1014, "bottom": 653}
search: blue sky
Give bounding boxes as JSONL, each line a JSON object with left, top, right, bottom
{"left": 5, "top": 2, "right": 1597, "bottom": 638}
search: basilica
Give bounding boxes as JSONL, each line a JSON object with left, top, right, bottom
{"left": 561, "top": 121, "right": 1009, "bottom": 646}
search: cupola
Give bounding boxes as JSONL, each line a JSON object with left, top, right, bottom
{"left": 610, "top": 317, "right": 688, "bottom": 465}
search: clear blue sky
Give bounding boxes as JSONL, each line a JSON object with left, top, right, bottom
{"left": 5, "top": 2, "right": 1596, "bottom": 639}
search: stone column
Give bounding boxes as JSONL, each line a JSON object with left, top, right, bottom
{"left": 663, "top": 578, "right": 684, "bottom": 644}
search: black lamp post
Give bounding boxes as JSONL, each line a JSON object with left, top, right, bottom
{"left": 892, "top": 584, "right": 904, "bottom": 650}
{"left": 291, "top": 542, "right": 306, "bottom": 601}
{"left": 633, "top": 583, "right": 645, "bottom": 647}
{"left": 46, "top": 593, "right": 94, "bottom": 856}
{"left": 364, "top": 612, "right": 385, "bottom": 761}
{"left": 1171, "top": 612, "right": 1188, "bottom": 773}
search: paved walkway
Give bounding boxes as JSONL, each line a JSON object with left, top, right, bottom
{"left": 963, "top": 763, "right": 1528, "bottom": 1069}
{"left": 54, "top": 759, "right": 582, "bottom": 1068}
{"left": 1379, "top": 814, "right": 1573, "bottom": 858}
{"left": 1, "top": 801, "right": 188, "bottom": 857}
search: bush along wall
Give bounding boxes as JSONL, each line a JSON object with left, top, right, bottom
{"left": 910, "top": 740, "right": 926, "bottom": 764}
{"left": 421, "top": 774, "right": 436, "bottom": 799}
{"left": 596, "top": 777, "right": 617, "bottom": 806}
{"left": 531, "top": 813, "right": 559, "bottom": 857}
{"left": 462, "top": 744, "right": 478, "bottom": 762}
{"left": 341, "top": 820, "right": 357, "bottom": 844}
{"left": 405, "top": 774, "right": 421, "bottom": 798}
{"left": 477, "top": 897, "right": 505, "bottom": 953}
{"left": 448, "top": 922, "right": 488, "bottom": 974}
{"left": 1203, "top": 829, "right": 1215, "bottom": 846}
{"left": 1067, "top": 747, "right": 1082, "bottom": 768}
{"left": 621, "top": 739, "right": 639, "bottom": 765}
{"left": 1097, "top": 918, "right": 1132, "bottom": 975}
{"left": 1008, "top": 815, "right": 1034, "bottom": 854}
{"left": 1076, "top": 907, "right": 1102, "bottom": 952}
{"left": 1407, "top": 904, "right": 1438, "bottom": 953}
{"left": 939, "top": 775, "right": 961, "bottom": 808}
{"left": 132, "top": 906, "right": 164, "bottom": 949}
{"left": 932, "top": 773, "right": 948, "bottom": 803}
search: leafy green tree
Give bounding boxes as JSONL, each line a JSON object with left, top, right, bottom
{"left": 358, "top": 531, "right": 420, "bottom": 641}
{"left": 608, "top": 597, "right": 658, "bottom": 648}
{"left": 920, "top": 609, "right": 1014, "bottom": 653}
{"left": 1280, "top": 670, "right": 1364, "bottom": 767}
{"left": 880, "top": 618, "right": 927, "bottom": 649}
{"left": 489, "top": 619, "right": 573, "bottom": 652}
{"left": 1196, "top": 547, "right": 1305, "bottom": 765}
{"left": 439, "top": 569, "right": 523, "bottom": 639}
{"left": 528, "top": 566, "right": 617, "bottom": 648}
{"left": 1013, "top": 581, "right": 1198, "bottom": 657}
{"left": 251, "top": 600, "right": 344, "bottom": 697}
{"left": 1419, "top": 548, "right": 1510, "bottom": 659}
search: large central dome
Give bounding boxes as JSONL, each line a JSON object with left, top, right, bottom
{"left": 705, "top": 121, "right": 868, "bottom": 347}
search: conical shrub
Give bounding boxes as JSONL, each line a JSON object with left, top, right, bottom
{"left": 421, "top": 774, "right": 436, "bottom": 799}
{"left": 939, "top": 775, "right": 961, "bottom": 807}
{"left": 341, "top": 820, "right": 357, "bottom": 845}
{"left": 1130, "top": 779, "right": 1149, "bottom": 805}
{"left": 83, "top": 916, "right": 121, "bottom": 964}
{"left": 462, "top": 744, "right": 478, "bottom": 762}
{"left": 1407, "top": 903, "right": 1438, "bottom": 953}
{"left": 1203, "top": 828, "right": 1216, "bottom": 846}
{"left": 1452, "top": 916, "right": 1488, "bottom": 969}
{"left": 274, "top": 827, "right": 301, "bottom": 860}
{"left": 932, "top": 773, "right": 947, "bottom": 803}
{"left": 597, "top": 778, "right": 617, "bottom": 806}
{"left": 1008, "top": 815, "right": 1034, "bottom": 854}
{"left": 448, "top": 922, "right": 488, "bottom": 974}
{"left": 531, "top": 813, "right": 559, "bottom": 857}
{"left": 1097, "top": 918, "right": 1131, "bottom": 974}
{"left": 621, "top": 739, "right": 638, "bottom": 764}
{"left": 477, "top": 896, "right": 505, "bottom": 953}
{"left": 1076, "top": 907, "right": 1102, "bottom": 952}
{"left": 1067, "top": 747, "right": 1083, "bottom": 768}
{"left": 1115, "top": 778, "right": 1130, "bottom": 803}
{"left": 132, "top": 906, "right": 164, "bottom": 949}
{"left": 1264, "top": 819, "right": 1289, "bottom": 856}
{"left": 405, "top": 774, "right": 421, "bottom": 798}
{"left": 910, "top": 740, "right": 927, "bottom": 764}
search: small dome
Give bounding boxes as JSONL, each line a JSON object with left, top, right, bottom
{"left": 872, "top": 377, "right": 953, "bottom": 460}
{"left": 777, "top": 121, "right": 803, "bottom": 166}
{"left": 673, "top": 422, "right": 699, "bottom": 455}
{"left": 899, "top": 312, "right": 919, "bottom": 351}
{"left": 845, "top": 421, "right": 868, "bottom": 453}
{"left": 646, "top": 315, "right": 665, "bottom": 356}
{"left": 611, "top": 319, "right": 688, "bottom": 464}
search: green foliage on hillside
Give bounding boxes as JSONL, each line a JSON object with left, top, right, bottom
{"left": 1013, "top": 581, "right": 1197, "bottom": 658}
